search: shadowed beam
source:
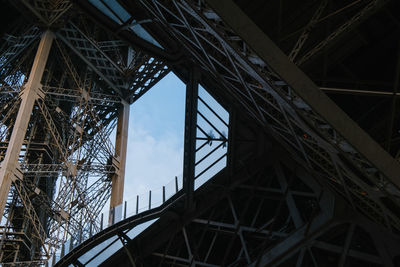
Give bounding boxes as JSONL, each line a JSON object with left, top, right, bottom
{"left": 205, "top": 0, "right": 400, "bottom": 190}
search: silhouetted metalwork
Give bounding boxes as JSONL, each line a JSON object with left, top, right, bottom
{"left": 1, "top": 0, "right": 400, "bottom": 266}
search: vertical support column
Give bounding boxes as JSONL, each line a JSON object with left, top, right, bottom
{"left": 0, "top": 31, "right": 54, "bottom": 220}
{"left": 183, "top": 68, "right": 199, "bottom": 206}
{"left": 110, "top": 101, "right": 130, "bottom": 209}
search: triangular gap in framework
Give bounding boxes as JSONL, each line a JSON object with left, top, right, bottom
{"left": 195, "top": 85, "right": 229, "bottom": 190}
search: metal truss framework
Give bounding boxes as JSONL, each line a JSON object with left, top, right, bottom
{"left": 0, "top": 0, "right": 400, "bottom": 266}
{"left": 55, "top": 0, "right": 400, "bottom": 266}
{"left": 57, "top": 105, "right": 400, "bottom": 267}
{"left": 0, "top": 1, "right": 170, "bottom": 265}
{"left": 145, "top": 159, "right": 400, "bottom": 267}
{"left": 20, "top": 0, "right": 72, "bottom": 26}
{"left": 55, "top": 55, "right": 232, "bottom": 266}
{"left": 290, "top": 0, "right": 389, "bottom": 66}
{"left": 132, "top": 0, "right": 400, "bottom": 234}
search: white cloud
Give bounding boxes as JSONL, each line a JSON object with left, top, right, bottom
{"left": 123, "top": 123, "right": 183, "bottom": 208}
{"left": 105, "top": 73, "right": 186, "bottom": 216}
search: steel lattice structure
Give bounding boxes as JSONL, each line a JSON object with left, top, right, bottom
{"left": 0, "top": 0, "right": 169, "bottom": 265}
{"left": 1, "top": 0, "right": 400, "bottom": 266}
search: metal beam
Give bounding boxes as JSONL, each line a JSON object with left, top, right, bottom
{"left": 110, "top": 101, "right": 130, "bottom": 209}
{"left": 296, "top": 0, "right": 388, "bottom": 66}
{"left": 288, "top": 0, "right": 327, "bottom": 62}
{"left": 205, "top": 0, "right": 400, "bottom": 190}
{"left": 0, "top": 30, "right": 54, "bottom": 220}
{"left": 249, "top": 190, "right": 335, "bottom": 267}
{"left": 320, "top": 87, "right": 400, "bottom": 97}
{"left": 385, "top": 42, "right": 400, "bottom": 151}
{"left": 183, "top": 68, "right": 199, "bottom": 206}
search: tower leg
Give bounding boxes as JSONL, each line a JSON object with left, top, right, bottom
{"left": 0, "top": 31, "right": 54, "bottom": 221}
{"left": 110, "top": 101, "right": 129, "bottom": 215}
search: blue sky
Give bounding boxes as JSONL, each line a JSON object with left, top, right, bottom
{"left": 106, "top": 71, "right": 229, "bottom": 217}
{"left": 122, "top": 72, "right": 186, "bottom": 212}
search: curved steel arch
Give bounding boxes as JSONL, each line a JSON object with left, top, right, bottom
{"left": 55, "top": 191, "right": 185, "bottom": 266}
